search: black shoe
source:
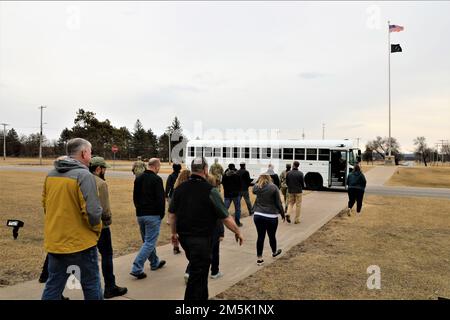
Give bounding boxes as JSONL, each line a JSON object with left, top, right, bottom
{"left": 173, "top": 247, "right": 181, "bottom": 255}
{"left": 61, "top": 294, "right": 69, "bottom": 300}
{"left": 286, "top": 215, "right": 291, "bottom": 223}
{"left": 130, "top": 272, "right": 147, "bottom": 279}
{"left": 272, "top": 249, "right": 282, "bottom": 257}
{"left": 38, "top": 275, "right": 48, "bottom": 283}
{"left": 151, "top": 260, "right": 166, "bottom": 271}
{"left": 237, "top": 222, "right": 243, "bottom": 227}
{"left": 104, "top": 285, "right": 128, "bottom": 299}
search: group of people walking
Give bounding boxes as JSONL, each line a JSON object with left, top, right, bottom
{"left": 39, "top": 137, "right": 366, "bottom": 301}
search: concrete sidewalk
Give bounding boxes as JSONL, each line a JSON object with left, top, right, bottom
{"left": 0, "top": 166, "right": 397, "bottom": 300}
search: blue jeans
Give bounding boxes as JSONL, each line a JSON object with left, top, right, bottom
{"left": 41, "top": 246, "right": 103, "bottom": 300}
{"left": 131, "top": 215, "right": 161, "bottom": 274}
{"left": 224, "top": 197, "right": 241, "bottom": 224}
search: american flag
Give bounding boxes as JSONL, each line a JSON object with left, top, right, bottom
{"left": 389, "top": 25, "right": 404, "bottom": 32}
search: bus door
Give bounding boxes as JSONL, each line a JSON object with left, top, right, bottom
{"left": 329, "top": 150, "right": 347, "bottom": 187}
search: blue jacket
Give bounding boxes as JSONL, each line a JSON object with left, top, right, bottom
{"left": 347, "top": 171, "right": 367, "bottom": 190}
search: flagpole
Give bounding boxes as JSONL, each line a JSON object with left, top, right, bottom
{"left": 388, "top": 20, "right": 392, "bottom": 157}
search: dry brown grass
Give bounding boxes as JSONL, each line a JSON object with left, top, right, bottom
{"left": 216, "top": 195, "right": 450, "bottom": 300}
{"left": 0, "top": 170, "right": 257, "bottom": 287}
{"left": 386, "top": 167, "right": 450, "bottom": 189}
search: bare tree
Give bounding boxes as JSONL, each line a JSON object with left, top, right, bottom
{"left": 413, "top": 136, "right": 432, "bottom": 166}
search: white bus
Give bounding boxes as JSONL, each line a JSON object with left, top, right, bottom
{"left": 185, "top": 139, "right": 361, "bottom": 189}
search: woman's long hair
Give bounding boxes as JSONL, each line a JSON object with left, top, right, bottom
{"left": 174, "top": 169, "right": 191, "bottom": 189}
{"left": 256, "top": 174, "right": 273, "bottom": 188}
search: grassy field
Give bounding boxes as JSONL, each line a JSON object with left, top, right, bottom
{"left": 216, "top": 195, "right": 450, "bottom": 300}
{"left": 0, "top": 170, "right": 255, "bottom": 287}
{"left": 386, "top": 167, "right": 450, "bottom": 189}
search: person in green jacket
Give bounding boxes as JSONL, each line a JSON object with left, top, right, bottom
{"left": 346, "top": 164, "right": 367, "bottom": 216}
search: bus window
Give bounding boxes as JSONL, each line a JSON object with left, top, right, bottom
{"left": 243, "top": 147, "right": 250, "bottom": 159}
{"left": 272, "top": 148, "right": 281, "bottom": 159}
{"left": 188, "top": 146, "right": 195, "bottom": 157}
{"left": 306, "top": 148, "right": 317, "bottom": 161}
{"left": 213, "top": 147, "right": 221, "bottom": 157}
{"left": 282, "top": 148, "right": 293, "bottom": 160}
{"left": 349, "top": 150, "right": 355, "bottom": 166}
{"left": 204, "top": 147, "right": 212, "bottom": 158}
{"left": 261, "top": 148, "right": 271, "bottom": 159}
{"left": 223, "top": 147, "right": 231, "bottom": 158}
{"left": 233, "top": 147, "right": 240, "bottom": 158}
{"left": 295, "top": 148, "right": 305, "bottom": 160}
{"left": 251, "top": 147, "right": 260, "bottom": 159}
{"left": 319, "top": 149, "right": 330, "bottom": 161}
{"left": 195, "top": 147, "right": 203, "bottom": 157}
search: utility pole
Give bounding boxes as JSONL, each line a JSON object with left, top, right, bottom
{"left": 168, "top": 132, "right": 171, "bottom": 164}
{"left": 38, "top": 106, "right": 47, "bottom": 165}
{"left": 356, "top": 137, "right": 361, "bottom": 149}
{"left": 322, "top": 123, "right": 325, "bottom": 140}
{"left": 302, "top": 128, "right": 305, "bottom": 140}
{"left": 1, "top": 123, "right": 9, "bottom": 160}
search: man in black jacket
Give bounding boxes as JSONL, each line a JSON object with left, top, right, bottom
{"left": 286, "top": 161, "right": 305, "bottom": 224}
{"left": 222, "top": 163, "right": 243, "bottom": 226}
{"left": 168, "top": 157, "right": 243, "bottom": 300}
{"left": 130, "top": 158, "right": 166, "bottom": 279}
{"left": 237, "top": 163, "right": 253, "bottom": 216}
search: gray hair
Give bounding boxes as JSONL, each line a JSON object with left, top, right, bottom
{"left": 191, "top": 157, "right": 208, "bottom": 173}
{"left": 148, "top": 158, "right": 160, "bottom": 167}
{"left": 66, "top": 138, "right": 92, "bottom": 156}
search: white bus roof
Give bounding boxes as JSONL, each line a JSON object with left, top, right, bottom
{"left": 186, "top": 139, "right": 354, "bottom": 149}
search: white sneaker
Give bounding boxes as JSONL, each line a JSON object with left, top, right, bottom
{"left": 210, "top": 272, "right": 223, "bottom": 279}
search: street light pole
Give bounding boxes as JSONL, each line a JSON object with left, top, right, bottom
{"left": 38, "top": 106, "right": 47, "bottom": 165}
{"left": 1, "top": 123, "right": 9, "bottom": 160}
{"left": 168, "top": 132, "right": 171, "bottom": 164}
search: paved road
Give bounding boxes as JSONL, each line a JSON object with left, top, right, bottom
{"left": 0, "top": 165, "right": 169, "bottom": 179}
{"left": 366, "top": 185, "right": 450, "bottom": 199}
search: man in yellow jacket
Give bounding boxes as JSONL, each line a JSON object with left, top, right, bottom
{"left": 41, "top": 138, "right": 103, "bottom": 300}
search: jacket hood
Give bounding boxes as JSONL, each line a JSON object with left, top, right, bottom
{"left": 265, "top": 168, "right": 275, "bottom": 175}
{"left": 54, "top": 157, "right": 88, "bottom": 173}
{"left": 225, "top": 169, "right": 237, "bottom": 176}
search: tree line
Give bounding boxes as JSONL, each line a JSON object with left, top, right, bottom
{"left": 0, "top": 109, "right": 184, "bottom": 161}
{"left": 362, "top": 136, "right": 450, "bottom": 166}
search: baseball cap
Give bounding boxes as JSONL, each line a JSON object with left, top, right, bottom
{"left": 90, "top": 156, "right": 111, "bottom": 168}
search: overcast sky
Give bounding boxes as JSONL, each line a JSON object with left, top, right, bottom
{"left": 1, "top": 1, "right": 449, "bottom": 152}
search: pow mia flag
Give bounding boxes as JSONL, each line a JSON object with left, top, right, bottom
{"left": 391, "top": 44, "right": 402, "bottom": 53}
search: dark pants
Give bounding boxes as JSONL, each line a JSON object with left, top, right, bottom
{"left": 348, "top": 188, "right": 365, "bottom": 213}
{"left": 210, "top": 232, "right": 220, "bottom": 275}
{"left": 239, "top": 190, "right": 253, "bottom": 215}
{"left": 41, "top": 246, "right": 102, "bottom": 300}
{"left": 40, "top": 255, "right": 49, "bottom": 280}
{"left": 179, "top": 236, "right": 212, "bottom": 300}
{"left": 253, "top": 214, "right": 279, "bottom": 257}
{"left": 97, "top": 227, "right": 116, "bottom": 291}
{"left": 185, "top": 233, "right": 220, "bottom": 276}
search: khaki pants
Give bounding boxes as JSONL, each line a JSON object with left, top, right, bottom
{"left": 287, "top": 193, "right": 302, "bottom": 223}
{"left": 280, "top": 186, "right": 289, "bottom": 208}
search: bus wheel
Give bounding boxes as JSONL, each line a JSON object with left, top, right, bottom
{"left": 305, "top": 173, "right": 323, "bottom": 190}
